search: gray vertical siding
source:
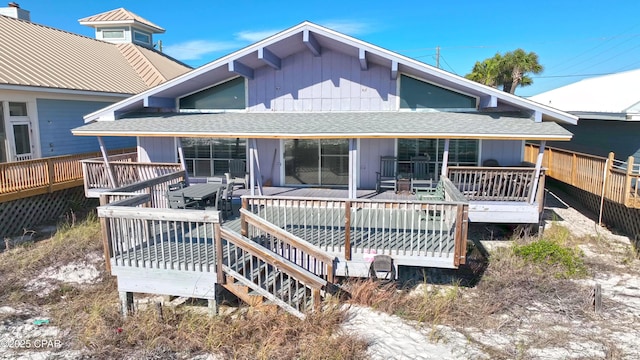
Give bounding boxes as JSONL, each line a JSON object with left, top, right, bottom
{"left": 255, "top": 139, "right": 280, "bottom": 185}
{"left": 360, "top": 138, "right": 395, "bottom": 189}
{"left": 139, "top": 137, "right": 176, "bottom": 162}
{"left": 481, "top": 140, "right": 523, "bottom": 166}
{"left": 248, "top": 49, "right": 397, "bottom": 111}
{"left": 37, "top": 98, "right": 134, "bottom": 157}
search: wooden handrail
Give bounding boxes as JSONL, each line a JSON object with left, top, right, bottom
{"left": 0, "top": 147, "right": 135, "bottom": 201}
{"left": 220, "top": 227, "right": 327, "bottom": 290}
{"left": 240, "top": 208, "right": 335, "bottom": 283}
{"left": 525, "top": 143, "right": 640, "bottom": 208}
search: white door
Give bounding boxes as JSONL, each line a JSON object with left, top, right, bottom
{"left": 11, "top": 122, "right": 33, "bottom": 161}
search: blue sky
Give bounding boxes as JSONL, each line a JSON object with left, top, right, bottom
{"left": 17, "top": 0, "right": 640, "bottom": 97}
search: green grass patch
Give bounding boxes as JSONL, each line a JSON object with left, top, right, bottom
{"left": 513, "top": 239, "right": 587, "bottom": 278}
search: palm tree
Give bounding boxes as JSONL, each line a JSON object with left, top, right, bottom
{"left": 465, "top": 49, "right": 543, "bottom": 94}
{"left": 465, "top": 54, "right": 503, "bottom": 87}
{"left": 500, "top": 49, "right": 543, "bottom": 94}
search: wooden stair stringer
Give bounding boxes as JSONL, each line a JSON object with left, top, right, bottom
{"left": 222, "top": 265, "right": 305, "bottom": 319}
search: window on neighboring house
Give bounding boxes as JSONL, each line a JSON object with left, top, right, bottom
{"left": 399, "top": 75, "right": 477, "bottom": 110}
{"left": 397, "top": 139, "right": 478, "bottom": 180}
{"left": 133, "top": 30, "right": 150, "bottom": 45}
{"left": 179, "top": 77, "right": 246, "bottom": 110}
{"left": 181, "top": 138, "right": 246, "bottom": 177}
{"left": 8, "top": 102, "right": 27, "bottom": 116}
{"left": 102, "top": 29, "right": 125, "bottom": 39}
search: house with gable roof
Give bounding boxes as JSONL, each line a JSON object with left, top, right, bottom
{"left": 531, "top": 69, "right": 640, "bottom": 163}
{"left": 0, "top": 4, "right": 190, "bottom": 163}
{"left": 69, "top": 22, "right": 582, "bottom": 315}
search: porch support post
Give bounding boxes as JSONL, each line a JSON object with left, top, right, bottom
{"left": 98, "top": 136, "right": 119, "bottom": 188}
{"left": 529, "top": 140, "right": 546, "bottom": 204}
{"left": 249, "top": 139, "right": 263, "bottom": 196}
{"left": 441, "top": 139, "right": 450, "bottom": 179}
{"left": 249, "top": 140, "right": 255, "bottom": 196}
{"left": 348, "top": 139, "right": 357, "bottom": 199}
{"left": 176, "top": 137, "right": 190, "bottom": 185}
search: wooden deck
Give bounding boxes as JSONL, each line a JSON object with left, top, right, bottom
{"left": 525, "top": 143, "right": 640, "bottom": 209}
{"left": 0, "top": 148, "right": 135, "bottom": 203}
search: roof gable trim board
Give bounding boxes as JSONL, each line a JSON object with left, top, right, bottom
{"left": 82, "top": 22, "right": 578, "bottom": 125}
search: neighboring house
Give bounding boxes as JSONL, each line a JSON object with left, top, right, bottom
{"left": 0, "top": 4, "right": 191, "bottom": 163}
{"left": 530, "top": 69, "right": 640, "bottom": 162}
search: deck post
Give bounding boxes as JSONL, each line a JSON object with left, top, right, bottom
{"left": 453, "top": 204, "right": 465, "bottom": 267}
{"left": 176, "top": 137, "right": 190, "bottom": 186}
{"left": 119, "top": 291, "right": 134, "bottom": 317}
{"left": 99, "top": 194, "right": 112, "bottom": 273}
{"left": 214, "top": 223, "right": 225, "bottom": 284}
{"left": 344, "top": 201, "right": 352, "bottom": 261}
{"left": 46, "top": 158, "right": 55, "bottom": 193}
{"left": 441, "top": 139, "right": 450, "bottom": 178}
{"left": 98, "top": 136, "right": 119, "bottom": 188}
{"left": 348, "top": 139, "right": 357, "bottom": 199}
{"left": 312, "top": 288, "right": 321, "bottom": 311}
{"left": 241, "top": 199, "right": 249, "bottom": 237}
{"left": 208, "top": 288, "right": 219, "bottom": 317}
{"left": 624, "top": 156, "right": 635, "bottom": 207}
{"left": 529, "top": 140, "right": 546, "bottom": 204}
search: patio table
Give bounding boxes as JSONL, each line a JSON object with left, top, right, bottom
{"left": 169, "top": 183, "right": 225, "bottom": 206}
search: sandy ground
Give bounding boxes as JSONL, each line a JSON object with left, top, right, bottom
{"left": 1, "top": 188, "right": 639, "bottom": 359}
{"left": 340, "top": 188, "right": 640, "bottom": 360}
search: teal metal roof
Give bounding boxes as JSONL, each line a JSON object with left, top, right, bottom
{"left": 72, "top": 111, "right": 573, "bottom": 140}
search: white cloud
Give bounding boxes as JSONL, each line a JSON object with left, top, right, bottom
{"left": 234, "top": 29, "right": 281, "bottom": 42}
{"left": 318, "top": 20, "right": 374, "bottom": 35}
{"left": 163, "top": 40, "right": 240, "bottom": 61}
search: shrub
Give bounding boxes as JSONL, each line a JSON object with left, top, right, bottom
{"left": 513, "top": 239, "right": 587, "bottom": 278}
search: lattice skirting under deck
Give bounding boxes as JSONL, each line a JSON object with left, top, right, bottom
{"left": 547, "top": 179, "right": 640, "bottom": 251}
{"left": 0, "top": 186, "right": 96, "bottom": 239}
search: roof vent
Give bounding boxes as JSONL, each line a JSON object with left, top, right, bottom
{"left": 0, "top": 2, "right": 30, "bottom": 21}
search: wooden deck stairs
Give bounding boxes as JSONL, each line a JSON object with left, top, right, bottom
{"left": 219, "top": 215, "right": 335, "bottom": 319}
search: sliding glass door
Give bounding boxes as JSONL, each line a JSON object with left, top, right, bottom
{"left": 284, "top": 139, "right": 349, "bottom": 186}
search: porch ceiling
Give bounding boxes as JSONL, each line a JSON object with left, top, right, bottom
{"left": 72, "top": 111, "right": 573, "bottom": 140}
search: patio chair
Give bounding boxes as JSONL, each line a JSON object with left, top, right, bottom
{"left": 369, "top": 255, "right": 396, "bottom": 281}
{"left": 168, "top": 181, "right": 186, "bottom": 191}
{"left": 219, "top": 181, "right": 235, "bottom": 217}
{"left": 166, "top": 191, "right": 200, "bottom": 209}
{"left": 225, "top": 159, "right": 249, "bottom": 189}
{"left": 410, "top": 156, "right": 432, "bottom": 193}
{"left": 206, "top": 176, "right": 224, "bottom": 184}
{"left": 376, "top": 156, "right": 398, "bottom": 193}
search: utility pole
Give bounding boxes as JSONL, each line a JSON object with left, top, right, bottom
{"left": 436, "top": 46, "right": 440, "bottom": 68}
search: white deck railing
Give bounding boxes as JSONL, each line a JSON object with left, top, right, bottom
{"left": 242, "top": 179, "right": 468, "bottom": 266}
{"left": 447, "top": 166, "right": 538, "bottom": 202}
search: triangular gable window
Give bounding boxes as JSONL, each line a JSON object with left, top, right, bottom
{"left": 179, "top": 77, "right": 246, "bottom": 110}
{"left": 399, "top": 75, "right": 476, "bottom": 110}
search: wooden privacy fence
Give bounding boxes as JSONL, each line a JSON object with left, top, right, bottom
{"left": 0, "top": 148, "right": 135, "bottom": 203}
{"left": 524, "top": 143, "right": 640, "bottom": 208}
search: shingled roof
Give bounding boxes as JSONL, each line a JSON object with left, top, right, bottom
{"left": 0, "top": 13, "right": 190, "bottom": 94}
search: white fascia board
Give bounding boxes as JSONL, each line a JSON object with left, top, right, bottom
{"left": 71, "top": 129, "right": 573, "bottom": 141}
{"left": 0, "top": 84, "right": 130, "bottom": 98}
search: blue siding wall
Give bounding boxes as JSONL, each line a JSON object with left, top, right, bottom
{"left": 37, "top": 99, "right": 135, "bottom": 157}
